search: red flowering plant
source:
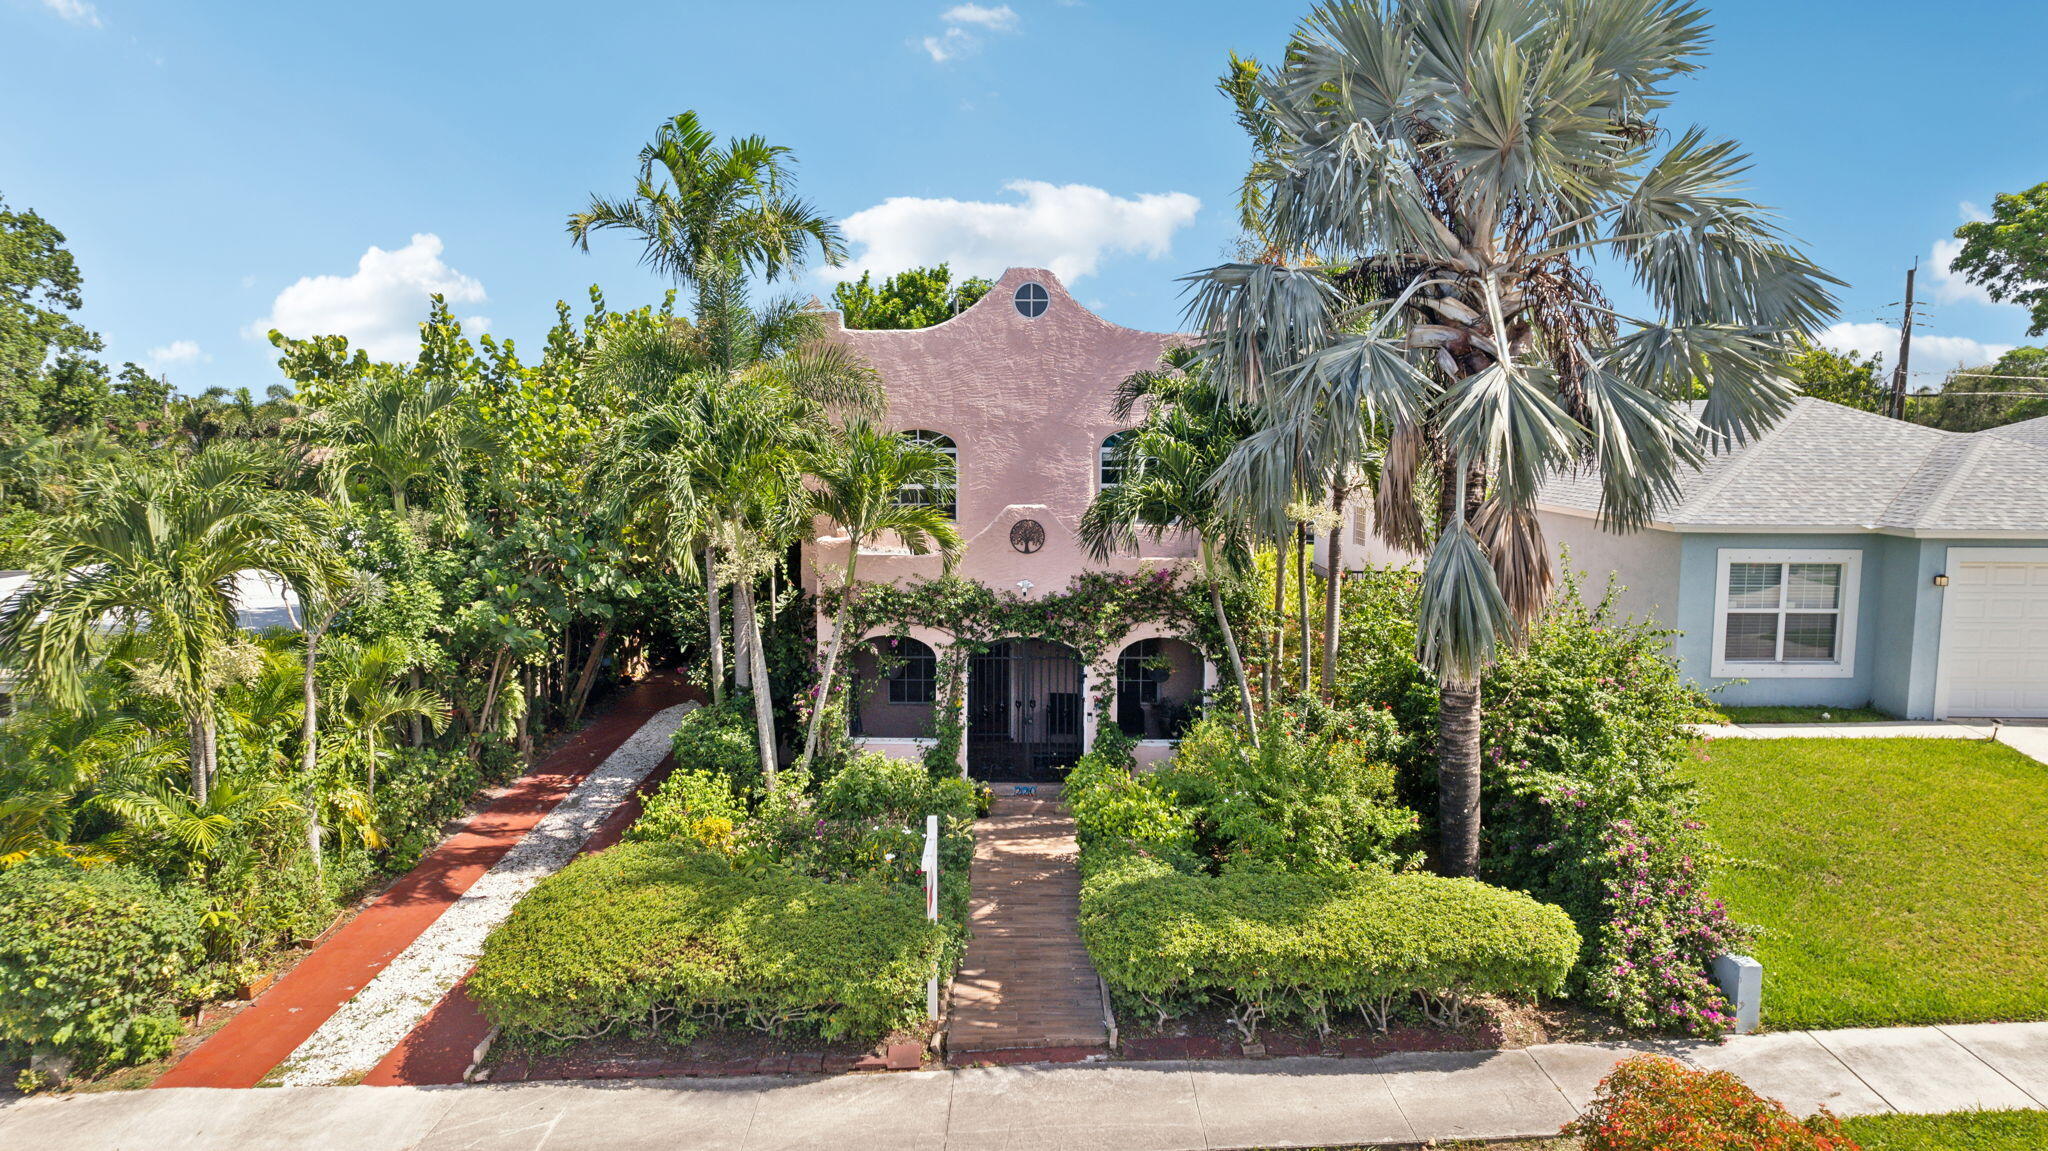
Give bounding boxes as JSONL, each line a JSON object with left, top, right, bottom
{"left": 1567, "top": 1055, "right": 1860, "bottom": 1151}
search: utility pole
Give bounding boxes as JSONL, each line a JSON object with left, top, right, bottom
{"left": 1888, "top": 261, "right": 1918, "bottom": 420}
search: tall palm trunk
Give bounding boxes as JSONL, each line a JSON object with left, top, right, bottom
{"left": 1296, "top": 524, "right": 1312, "bottom": 692}
{"left": 1437, "top": 679, "right": 1482, "bottom": 877}
{"left": 187, "top": 712, "right": 211, "bottom": 804}
{"left": 1435, "top": 460, "right": 1486, "bottom": 877}
{"left": 705, "top": 549, "right": 726, "bottom": 704}
{"left": 732, "top": 579, "right": 778, "bottom": 789}
{"left": 1267, "top": 551, "right": 1283, "bottom": 705}
{"left": 409, "top": 667, "right": 424, "bottom": 748}
{"left": 1320, "top": 485, "right": 1347, "bottom": 699}
{"left": 798, "top": 550, "right": 859, "bottom": 772}
{"left": 1202, "top": 538, "right": 1260, "bottom": 749}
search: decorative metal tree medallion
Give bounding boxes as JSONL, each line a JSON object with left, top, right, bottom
{"left": 1009, "top": 519, "right": 1046, "bottom": 554}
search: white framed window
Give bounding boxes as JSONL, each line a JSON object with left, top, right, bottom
{"left": 1710, "top": 548, "right": 1861, "bottom": 678}
{"left": 895, "top": 430, "right": 957, "bottom": 518}
{"left": 1098, "top": 431, "right": 1131, "bottom": 489}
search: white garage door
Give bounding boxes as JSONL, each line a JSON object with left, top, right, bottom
{"left": 1941, "top": 558, "right": 2048, "bottom": 718}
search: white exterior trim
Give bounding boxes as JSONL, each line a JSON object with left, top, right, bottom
{"left": 1534, "top": 500, "right": 2048, "bottom": 541}
{"left": 1710, "top": 548, "right": 1862, "bottom": 679}
{"left": 1932, "top": 546, "right": 2048, "bottom": 719}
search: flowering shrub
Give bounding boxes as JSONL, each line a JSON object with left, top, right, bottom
{"left": 1331, "top": 564, "right": 1743, "bottom": 1034}
{"left": 1586, "top": 820, "right": 1752, "bottom": 1034}
{"left": 1567, "top": 1055, "right": 1860, "bottom": 1150}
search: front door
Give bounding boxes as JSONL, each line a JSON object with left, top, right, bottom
{"left": 967, "top": 639, "right": 1084, "bottom": 781}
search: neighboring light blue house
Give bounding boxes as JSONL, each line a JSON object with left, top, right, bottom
{"left": 1331, "top": 399, "right": 2048, "bottom": 719}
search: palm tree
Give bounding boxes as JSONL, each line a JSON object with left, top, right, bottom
{"left": 1191, "top": 0, "right": 1837, "bottom": 876}
{"left": 796, "top": 420, "right": 963, "bottom": 772}
{"left": 1081, "top": 351, "right": 1263, "bottom": 743}
{"left": 326, "top": 635, "right": 448, "bottom": 800}
{"left": 304, "top": 364, "right": 473, "bottom": 515}
{"left": 0, "top": 678, "right": 179, "bottom": 865}
{"left": 0, "top": 448, "right": 338, "bottom": 802}
{"left": 568, "top": 110, "right": 845, "bottom": 347}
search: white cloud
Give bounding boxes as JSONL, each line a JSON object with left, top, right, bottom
{"left": 147, "top": 340, "right": 207, "bottom": 369}
{"left": 918, "top": 4, "right": 1018, "bottom": 62}
{"left": 1821, "top": 321, "right": 2014, "bottom": 385}
{"left": 252, "top": 234, "right": 487, "bottom": 362}
{"left": 40, "top": 0, "right": 101, "bottom": 27}
{"left": 942, "top": 3, "right": 1017, "bottom": 30}
{"left": 835, "top": 180, "right": 1201, "bottom": 287}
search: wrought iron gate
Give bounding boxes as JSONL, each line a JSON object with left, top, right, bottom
{"left": 967, "top": 640, "right": 1084, "bottom": 781}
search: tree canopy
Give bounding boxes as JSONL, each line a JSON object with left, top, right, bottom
{"left": 1951, "top": 182, "right": 2048, "bottom": 337}
{"left": 831, "top": 265, "right": 993, "bottom": 330}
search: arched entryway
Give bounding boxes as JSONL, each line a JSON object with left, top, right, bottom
{"left": 967, "top": 638, "right": 1084, "bottom": 781}
{"left": 848, "top": 635, "right": 939, "bottom": 739}
{"left": 1115, "top": 637, "right": 1203, "bottom": 739}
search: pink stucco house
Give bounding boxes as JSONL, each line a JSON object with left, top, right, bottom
{"left": 803, "top": 268, "right": 1214, "bottom": 780}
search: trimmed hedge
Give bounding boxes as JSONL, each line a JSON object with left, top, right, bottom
{"left": 1079, "top": 853, "right": 1580, "bottom": 1032}
{"left": 0, "top": 859, "right": 204, "bottom": 1070}
{"left": 470, "top": 843, "right": 948, "bottom": 1042}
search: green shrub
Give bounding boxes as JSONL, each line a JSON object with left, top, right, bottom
{"left": 627, "top": 768, "right": 747, "bottom": 852}
{"left": 1079, "top": 854, "right": 1580, "bottom": 1036}
{"left": 1329, "top": 565, "right": 1737, "bottom": 1033}
{"left": 376, "top": 744, "right": 521, "bottom": 871}
{"left": 816, "top": 752, "right": 979, "bottom": 826}
{"left": 1157, "top": 711, "right": 1421, "bottom": 875}
{"left": 669, "top": 696, "right": 764, "bottom": 794}
{"left": 469, "top": 843, "right": 948, "bottom": 1042}
{"left": 1065, "top": 747, "right": 1198, "bottom": 876}
{"left": 0, "top": 859, "right": 204, "bottom": 1070}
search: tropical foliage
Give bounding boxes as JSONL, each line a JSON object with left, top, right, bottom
{"left": 1189, "top": 0, "right": 1837, "bottom": 876}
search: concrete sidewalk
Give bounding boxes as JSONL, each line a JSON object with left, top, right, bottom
{"left": 1692, "top": 717, "right": 2048, "bottom": 763}
{"left": 9, "top": 1021, "right": 2046, "bottom": 1150}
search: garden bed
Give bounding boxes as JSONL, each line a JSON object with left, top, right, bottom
{"left": 1692, "top": 736, "right": 2048, "bottom": 1029}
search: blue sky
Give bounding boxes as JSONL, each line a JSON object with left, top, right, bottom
{"left": 4, "top": 0, "right": 2043, "bottom": 390}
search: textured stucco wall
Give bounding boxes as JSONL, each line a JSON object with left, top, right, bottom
{"left": 1540, "top": 511, "right": 1683, "bottom": 624}
{"left": 1325, "top": 506, "right": 1681, "bottom": 624}
{"left": 803, "top": 267, "right": 1197, "bottom": 602}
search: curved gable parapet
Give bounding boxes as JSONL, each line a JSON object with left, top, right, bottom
{"left": 825, "top": 268, "right": 1186, "bottom": 415}
{"left": 819, "top": 268, "right": 1201, "bottom": 581}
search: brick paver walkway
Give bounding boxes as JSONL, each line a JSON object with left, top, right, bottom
{"left": 947, "top": 786, "right": 1109, "bottom": 1057}
{"left": 155, "top": 674, "right": 699, "bottom": 1089}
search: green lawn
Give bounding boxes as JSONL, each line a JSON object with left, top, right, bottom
{"left": 1693, "top": 737, "right": 2048, "bottom": 1029}
{"left": 1714, "top": 704, "right": 1893, "bottom": 724}
{"left": 1842, "top": 1110, "right": 2048, "bottom": 1150}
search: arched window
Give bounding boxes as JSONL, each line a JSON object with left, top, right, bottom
{"left": 1115, "top": 637, "right": 1201, "bottom": 738}
{"left": 1099, "top": 431, "right": 1132, "bottom": 489}
{"left": 884, "top": 637, "right": 939, "bottom": 704}
{"left": 1014, "top": 281, "right": 1050, "bottom": 318}
{"left": 896, "top": 430, "right": 957, "bottom": 518}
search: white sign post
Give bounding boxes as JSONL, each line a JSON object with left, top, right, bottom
{"left": 923, "top": 813, "right": 941, "bottom": 1020}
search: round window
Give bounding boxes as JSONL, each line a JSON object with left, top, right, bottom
{"left": 1013, "top": 281, "right": 1049, "bottom": 318}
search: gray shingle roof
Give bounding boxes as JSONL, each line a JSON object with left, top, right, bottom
{"left": 1538, "top": 399, "right": 2048, "bottom": 535}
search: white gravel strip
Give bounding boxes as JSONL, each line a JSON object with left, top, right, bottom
{"left": 273, "top": 702, "right": 696, "bottom": 1086}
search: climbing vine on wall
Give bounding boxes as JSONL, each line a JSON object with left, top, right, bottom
{"left": 829, "top": 568, "right": 1244, "bottom": 664}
